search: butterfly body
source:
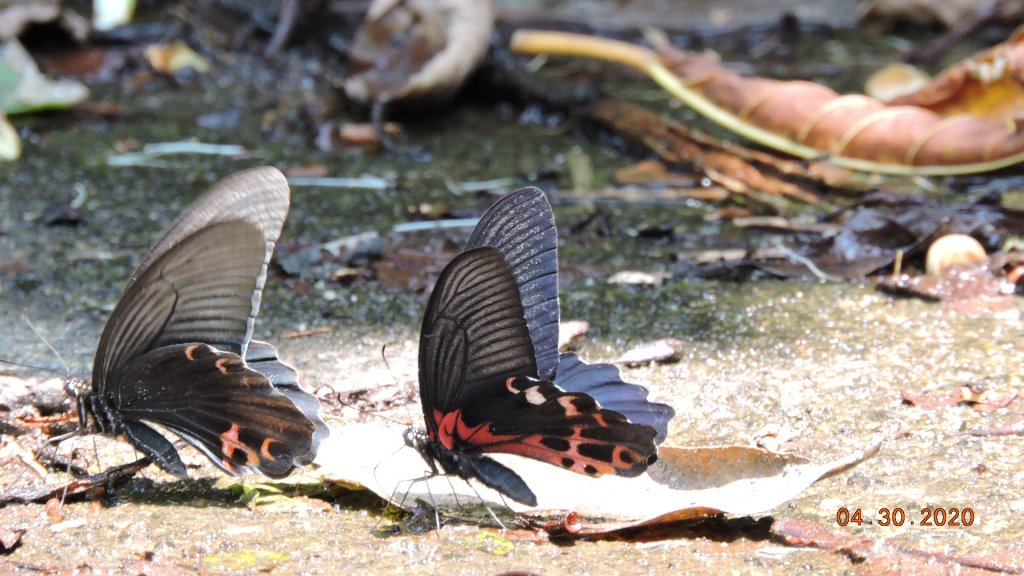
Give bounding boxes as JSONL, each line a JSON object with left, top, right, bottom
{"left": 405, "top": 426, "right": 536, "bottom": 506}
{"left": 69, "top": 167, "right": 327, "bottom": 479}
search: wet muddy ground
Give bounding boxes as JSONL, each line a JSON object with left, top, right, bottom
{"left": 2, "top": 1, "right": 1024, "bottom": 574}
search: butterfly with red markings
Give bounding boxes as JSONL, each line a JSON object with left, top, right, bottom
{"left": 64, "top": 167, "right": 328, "bottom": 478}
{"left": 406, "top": 187, "right": 674, "bottom": 506}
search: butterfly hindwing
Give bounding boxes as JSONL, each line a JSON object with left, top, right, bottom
{"left": 453, "top": 375, "right": 657, "bottom": 478}
{"left": 554, "top": 353, "right": 675, "bottom": 444}
{"left": 244, "top": 339, "right": 330, "bottom": 454}
{"left": 116, "top": 343, "right": 319, "bottom": 478}
{"left": 464, "top": 187, "right": 559, "bottom": 381}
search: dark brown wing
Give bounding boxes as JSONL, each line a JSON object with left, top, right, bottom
{"left": 116, "top": 343, "right": 320, "bottom": 478}
{"left": 93, "top": 167, "right": 289, "bottom": 390}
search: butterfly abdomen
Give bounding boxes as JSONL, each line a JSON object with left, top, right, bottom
{"left": 407, "top": 426, "right": 539, "bottom": 507}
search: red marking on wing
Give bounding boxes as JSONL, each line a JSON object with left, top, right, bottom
{"left": 435, "top": 409, "right": 518, "bottom": 451}
{"left": 487, "top": 426, "right": 649, "bottom": 477}
{"left": 220, "top": 422, "right": 259, "bottom": 465}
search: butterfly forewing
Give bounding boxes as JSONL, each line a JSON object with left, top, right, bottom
{"left": 418, "top": 246, "right": 538, "bottom": 438}
{"left": 462, "top": 188, "right": 675, "bottom": 443}
{"left": 464, "top": 187, "right": 559, "bottom": 381}
{"left": 93, "top": 167, "right": 289, "bottom": 389}
{"left": 94, "top": 220, "right": 265, "bottom": 389}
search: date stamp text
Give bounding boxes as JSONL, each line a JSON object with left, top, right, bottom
{"left": 836, "top": 507, "right": 975, "bottom": 527}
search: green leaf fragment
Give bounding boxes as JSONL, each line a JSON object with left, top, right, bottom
{"left": 0, "top": 39, "right": 88, "bottom": 115}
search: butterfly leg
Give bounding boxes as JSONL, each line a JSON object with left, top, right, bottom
{"left": 390, "top": 471, "right": 444, "bottom": 532}
{"left": 462, "top": 480, "right": 507, "bottom": 530}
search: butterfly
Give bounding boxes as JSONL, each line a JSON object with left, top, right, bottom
{"left": 406, "top": 187, "right": 675, "bottom": 506}
{"left": 64, "top": 166, "right": 328, "bottom": 479}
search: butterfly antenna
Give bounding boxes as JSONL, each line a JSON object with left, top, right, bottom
{"left": 329, "top": 343, "right": 414, "bottom": 427}
{"left": 21, "top": 311, "right": 70, "bottom": 377}
{"left": 0, "top": 358, "right": 68, "bottom": 377}
{"left": 380, "top": 343, "right": 417, "bottom": 428}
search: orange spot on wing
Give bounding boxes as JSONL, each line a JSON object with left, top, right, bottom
{"left": 219, "top": 422, "right": 259, "bottom": 465}
{"left": 185, "top": 345, "right": 200, "bottom": 361}
{"left": 558, "top": 396, "right": 581, "bottom": 417}
{"left": 260, "top": 437, "right": 278, "bottom": 461}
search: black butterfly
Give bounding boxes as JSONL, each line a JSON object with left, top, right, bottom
{"left": 406, "top": 187, "right": 675, "bottom": 506}
{"left": 65, "top": 167, "right": 328, "bottom": 478}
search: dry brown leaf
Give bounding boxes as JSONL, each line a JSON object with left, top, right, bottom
{"left": 773, "top": 517, "right": 1024, "bottom": 573}
{"left": 314, "top": 422, "right": 882, "bottom": 533}
{"left": 648, "top": 32, "right": 1024, "bottom": 172}
{"left": 612, "top": 159, "right": 694, "bottom": 186}
{"left": 590, "top": 99, "right": 825, "bottom": 205}
{"left": 344, "top": 0, "right": 493, "bottom": 108}
{"left": 373, "top": 248, "right": 451, "bottom": 291}
{"left": 902, "top": 384, "right": 1019, "bottom": 412}
{"left": 859, "top": 0, "right": 1016, "bottom": 29}
{"left": 884, "top": 29, "right": 1024, "bottom": 124}
{"left": 875, "top": 261, "right": 1015, "bottom": 304}
{"left": 0, "top": 1, "right": 88, "bottom": 41}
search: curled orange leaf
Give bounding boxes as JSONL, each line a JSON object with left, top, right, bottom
{"left": 883, "top": 29, "right": 1024, "bottom": 122}
{"left": 510, "top": 29, "right": 1024, "bottom": 176}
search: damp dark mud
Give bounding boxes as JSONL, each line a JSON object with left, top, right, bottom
{"left": 2, "top": 1, "right": 1024, "bottom": 574}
